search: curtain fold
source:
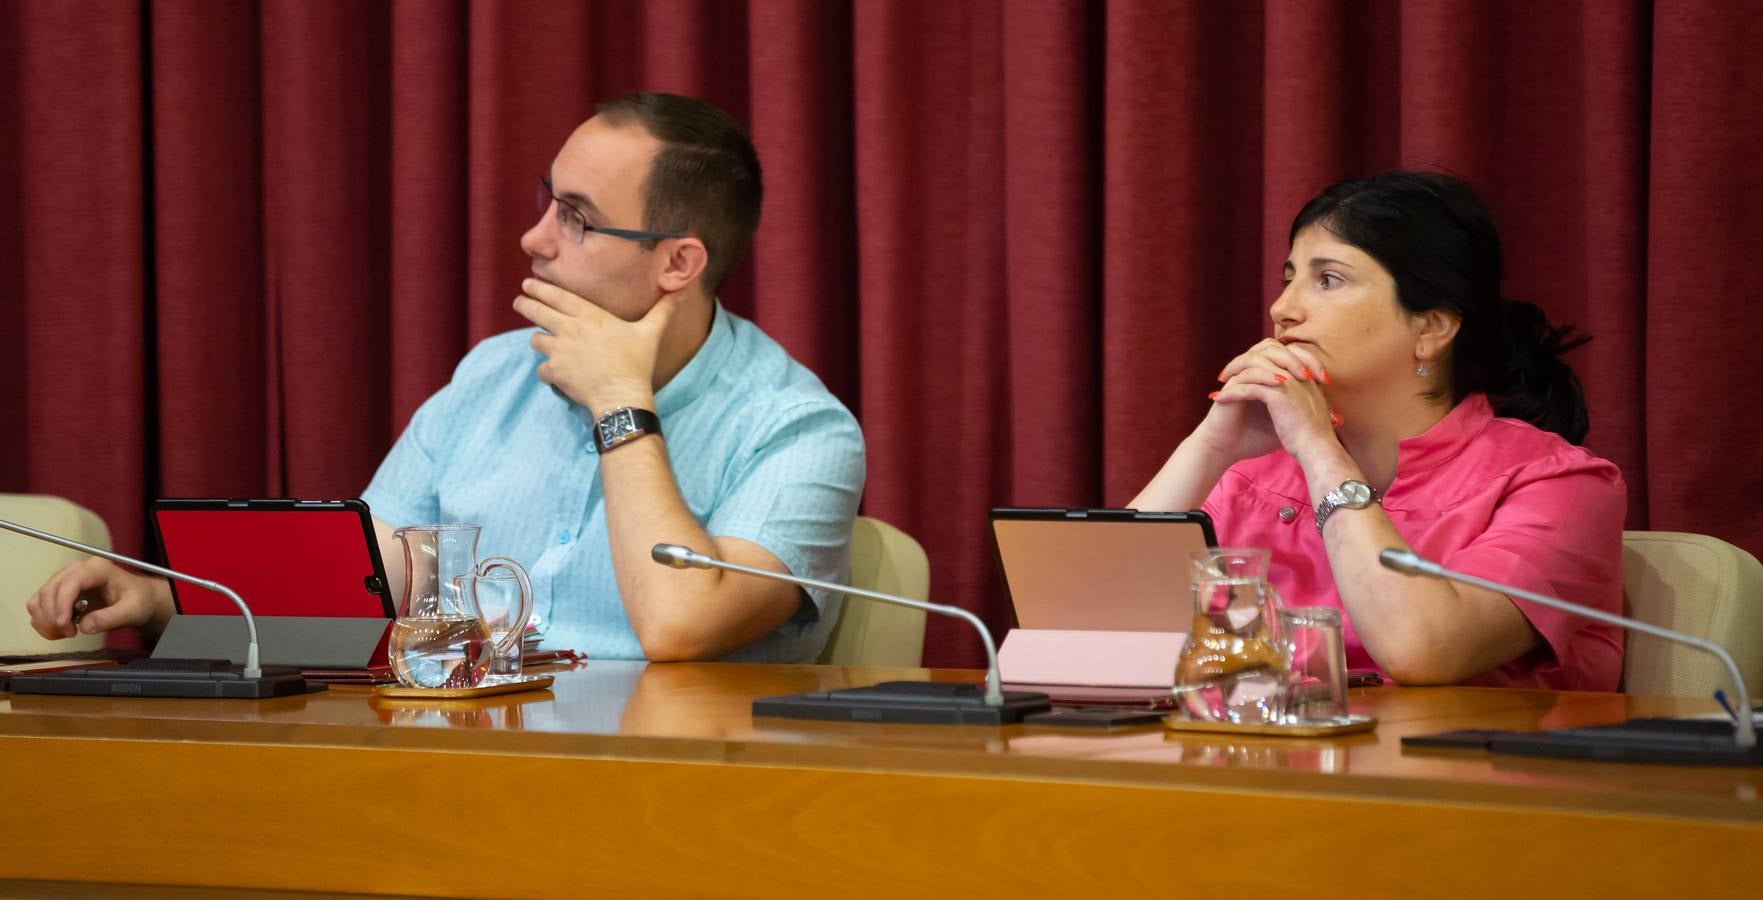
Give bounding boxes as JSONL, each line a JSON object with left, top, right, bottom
{"left": 152, "top": 0, "right": 266, "bottom": 498}
{"left": 388, "top": 0, "right": 468, "bottom": 429}
{"left": 1101, "top": 0, "right": 1269, "bottom": 509}
{"left": 261, "top": 0, "right": 393, "bottom": 496}
{"left": 746, "top": 0, "right": 858, "bottom": 404}
{"left": 1646, "top": 1, "right": 1763, "bottom": 548}
{"left": 3, "top": 0, "right": 1758, "bottom": 668}
{"left": 852, "top": 0, "right": 1008, "bottom": 659}
{"left": 13, "top": 0, "right": 147, "bottom": 551}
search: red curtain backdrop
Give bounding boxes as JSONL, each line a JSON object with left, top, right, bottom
{"left": 4, "top": 0, "right": 1760, "bottom": 668}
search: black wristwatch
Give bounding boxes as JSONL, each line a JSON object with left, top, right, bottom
{"left": 1314, "top": 479, "right": 1380, "bottom": 534}
{"left": 593, "top": 407, "right": 662, "bottom": 454}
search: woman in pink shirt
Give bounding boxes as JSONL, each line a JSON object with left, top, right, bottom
{"left": 1133, "top": 171, "right": 1625, "bottom": 691}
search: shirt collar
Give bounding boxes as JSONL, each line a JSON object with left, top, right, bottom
{"left": 1394, "top": 393, "right": 1494, "bottom": 475}
{"left": 653, "top": 298, "right": 733, "bottom": 417}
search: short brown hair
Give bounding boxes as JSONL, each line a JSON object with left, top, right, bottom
{"left": 595, "top": 92, "right": 763, "bottom": 294}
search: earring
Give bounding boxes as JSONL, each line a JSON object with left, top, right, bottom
{"left": 1416, "top": 363, "right": 1429, "bottom": 377}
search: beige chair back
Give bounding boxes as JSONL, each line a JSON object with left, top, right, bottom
{"left": 1621, "top": 530, "right": 1763, "bottom": 697}
{"left": 817, "top": 516, "right": 929, "bottom": 667}
{"left": 0, "top": 494, "right": 111, "bottom": 654}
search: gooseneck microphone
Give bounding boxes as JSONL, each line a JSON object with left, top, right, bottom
{"left": 0, "top": 516, "right": 263, "bottom": 678}
{"left": 652, "top": 543, "right": 1050, "bottom": 724}
{"left": 653, "top": 542, "right": 1005, "bottom": 704}
{"left": 1380, "top": 547, "right": 1756, "bottom": 749}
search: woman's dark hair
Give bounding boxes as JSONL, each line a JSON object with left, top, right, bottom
{"left": 1289, "top": 171, "right": 1591, "bottom": 444}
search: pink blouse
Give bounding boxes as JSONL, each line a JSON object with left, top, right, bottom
{"left": 1202, "top": 394, "right": 1627, "bottom": 691}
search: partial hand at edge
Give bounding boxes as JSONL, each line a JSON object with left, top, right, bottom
{"left": 24, "top": 557, "right": 173, "bottom": 640}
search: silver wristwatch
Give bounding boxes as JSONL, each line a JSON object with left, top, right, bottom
{"left": 1315, "top": 479, "right": 1380, "bottom": 534}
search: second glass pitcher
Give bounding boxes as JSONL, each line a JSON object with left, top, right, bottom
{"left": 388, "top": 524, "right": 533, "bottom": 689}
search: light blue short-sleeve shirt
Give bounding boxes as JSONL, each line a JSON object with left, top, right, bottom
{"left": 363, "top": 302, "right": 866, "bottom": 662}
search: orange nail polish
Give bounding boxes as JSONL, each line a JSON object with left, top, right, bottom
{"left": 1301, "top": 367, "right": 1314, "bottom": 381}
{"left": 1329, "top": 411, "right": 1344, "bottom": 428}
{"left": 1320, "top": 370, "right": 1333, "bottom": 385}
{"left": 1274, "top": 373, "right": 1288, "bottom": 383}
{"left": 1207, "top": 391, "right": 1220, "bottom": 400}
{"left": 1216, "top": 370, "right": 1227, "bottom": 382}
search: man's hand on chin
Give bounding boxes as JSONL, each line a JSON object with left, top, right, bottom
{"left": 513, "top": 278, "right": 686, "bottom": 414}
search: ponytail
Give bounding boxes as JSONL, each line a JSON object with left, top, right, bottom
{"left": 1475, "top": 299, "right": 1591, "bottom": 445}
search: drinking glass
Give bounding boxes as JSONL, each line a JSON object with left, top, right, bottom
{"left": 1280, "top": 606, "right": 1349, "bottom": 723}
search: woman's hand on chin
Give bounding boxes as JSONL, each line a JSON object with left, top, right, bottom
{"left": 1196, "top": 339, "right": 1340, "bottom": 463}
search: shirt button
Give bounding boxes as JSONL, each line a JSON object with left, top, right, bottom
{"left": 1278, "top": 506, "right": 1297, "bottom": 523}
{"left": 557, "top": 531, "right": 570, "bottom": 545}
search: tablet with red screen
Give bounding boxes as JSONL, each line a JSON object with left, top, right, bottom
{"left": 152, "top": 499, "right": 395, "bottom": 618}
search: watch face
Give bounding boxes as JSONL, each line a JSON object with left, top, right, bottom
{"left": 594, "top": 407, "right": 660, "bottom": 452}
{"left": 1341, "top": 481, "right": 1373, "bottom": 505}
{"left": 599, "top": 409, "right": 634, "bottom": 440}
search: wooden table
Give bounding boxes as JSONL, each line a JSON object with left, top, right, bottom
{"left": 1, "top": 662, "right": 1758, "bottom": 897}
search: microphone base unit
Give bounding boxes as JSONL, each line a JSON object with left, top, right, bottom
{"left": 754, "top": 680, "right": 1052, "bottom": 725}
{"left": 7, "top": 658, "right": 320, "bottom": 699}
{"left": 1404, "top": 711, "right": 1763, "bottom": 767}
{"left": 1494, "top": 722, "right": 1763, "bottom": 768}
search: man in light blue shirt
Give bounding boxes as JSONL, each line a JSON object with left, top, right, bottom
{"left": 26, "top": 93, "right": 865, "bottom": 664}
{"left": 366, "top": 92, "right": 865, "bottom": 663}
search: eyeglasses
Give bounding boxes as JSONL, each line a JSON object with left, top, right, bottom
{"left": 536, "top": 177, "right": 686, "bottom": 245}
